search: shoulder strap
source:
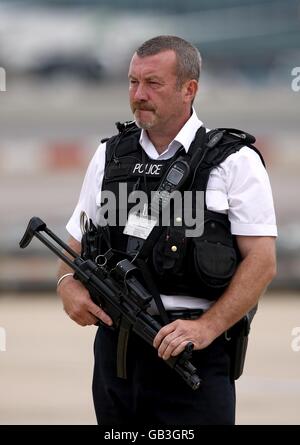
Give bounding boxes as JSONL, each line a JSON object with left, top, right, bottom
{"left": 207, "top": 128, "right": 265, "bottom": 166}
{"left": 192, "top": 127, "right": 266, "bottom": 194}
{"left": 104, "top": 121, "right": 141, "bottom": 164}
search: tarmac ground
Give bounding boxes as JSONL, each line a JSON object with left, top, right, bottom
{"left": 0, "top": 291, "right": 299, "bottom": 425}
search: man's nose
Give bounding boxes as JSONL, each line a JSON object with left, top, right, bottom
{"left": 133, "top": 83, "right": 148, "bottom": 101}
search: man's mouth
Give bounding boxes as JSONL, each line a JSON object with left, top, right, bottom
{"left": 134, "top": 105, "right": 155, "bottom": 113}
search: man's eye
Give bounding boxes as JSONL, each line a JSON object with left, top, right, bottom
{"left": 130, "top": 79, "right": 138, "bottom": 85}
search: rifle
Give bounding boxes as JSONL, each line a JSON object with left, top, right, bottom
{"left": 19, "top": 216, "right": 201, "bottom": 390}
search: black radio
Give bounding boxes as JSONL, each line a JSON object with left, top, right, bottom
{"left": 151, "top": 158, "right": 190, "bottom": 215}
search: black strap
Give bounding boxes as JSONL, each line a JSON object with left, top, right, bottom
{"left": 216, "top": 128, "right": 256, "bottom": 145}
{"left": 135, "top": 258, "right": 170, "bottom": 325}
{"left": 136, "top": 125, "right": 209, "bottom": 261}
{"left": 132, "top": 126, "right": 209, "bottom": 324}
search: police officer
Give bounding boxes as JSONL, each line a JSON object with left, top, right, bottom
{"left": 57, "top": 35, "right": 277, "bottom": 425}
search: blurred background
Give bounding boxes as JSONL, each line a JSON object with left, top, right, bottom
{"left": 0, "top": 0, "right": 300, "bottom": 425}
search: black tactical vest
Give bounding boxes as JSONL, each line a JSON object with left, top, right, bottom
{"left": 96, "top": 121, "right": 264, "bottom": 301}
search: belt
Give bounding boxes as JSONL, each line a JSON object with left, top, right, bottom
{"left": 163, "top": 309, "right": 204, "bottom": 322}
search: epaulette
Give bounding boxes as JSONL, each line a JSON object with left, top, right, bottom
{"left": 100, "top": 120, "right": 138, "bottom": 144}
{"left": 202, "top": 127, "right": 265, "bottom": 168}
{"left": 115, "top": 120, "right": 137, "bottom": 134}
{"left": 216, "top": 128, "right": 256, "bottom": 145}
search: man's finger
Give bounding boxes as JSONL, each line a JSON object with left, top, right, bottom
{"left": 88, "top": 302, "right": 113, "bottom": 326}
{"left": 153, "top": 322, "right": 177, "bottom": 349}
{"left": 157, "top": 329, "right": 183, "bottom": 356}
{"left": 159, "top": 335, "right": 186, "bottom": 360}
{"left": 170, "top": 341, "right": 192, "bottom": 358}
{"left": 82, "top": 313, "right": 99, "bottom": 326}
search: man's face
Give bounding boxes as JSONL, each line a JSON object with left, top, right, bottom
{"left": 128, "top": 50, "right": 187, "bottom": 132}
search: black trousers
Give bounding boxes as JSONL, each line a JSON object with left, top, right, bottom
{"left": 92, "top": 324, "right": 236, "bottom": 425}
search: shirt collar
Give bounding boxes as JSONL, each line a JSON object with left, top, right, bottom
{"left": 138, "top": 108, "right": 203, "bottom": 160}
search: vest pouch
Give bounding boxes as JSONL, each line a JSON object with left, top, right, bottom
{"left": 192, "top": 213, "right": 237, "bottom": 289}
{"left": 193, "top": 239, "right": 237, "bottom": 288}
{"left": 152, "top": 226, "right": 187, "bottom": 277}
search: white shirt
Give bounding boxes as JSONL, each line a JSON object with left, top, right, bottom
{"left": 66, "top": 110, "right": 277, "bottom": 311}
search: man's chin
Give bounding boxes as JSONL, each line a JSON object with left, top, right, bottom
{"left": 134, "top": 111, "right": 157, "bottom": 130}
{"left": 135, "top": 119, "right": 154, "bottom": 130}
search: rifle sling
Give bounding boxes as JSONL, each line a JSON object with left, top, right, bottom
{"left": 133, "top": 126, "right": 208, "bottom": 324}
{"left": 135, "top": 257, "right": 170, "bottom": 325}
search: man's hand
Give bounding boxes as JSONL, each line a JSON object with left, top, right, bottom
{"left": 154, "top": 235, "right": 277, "bottom": 360}
{"left": 57, "top": 275, "right": 113, "bottom": 327}
{"left": 153, "top": 318, "right": 217, "bottom": 360}
{"left": 56, "top": 235, "right": 113, "bottom": 327}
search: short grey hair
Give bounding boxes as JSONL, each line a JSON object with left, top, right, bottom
{"left": 136, "top": 35, "right": 202, "bottom": 87}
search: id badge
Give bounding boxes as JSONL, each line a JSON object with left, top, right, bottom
{"left": 123, "top": 213, "right": 157, "bottom": 240}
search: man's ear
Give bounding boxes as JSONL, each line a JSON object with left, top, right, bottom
{"left": 183, "top": 79, "right": 198, "bottom": 103}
